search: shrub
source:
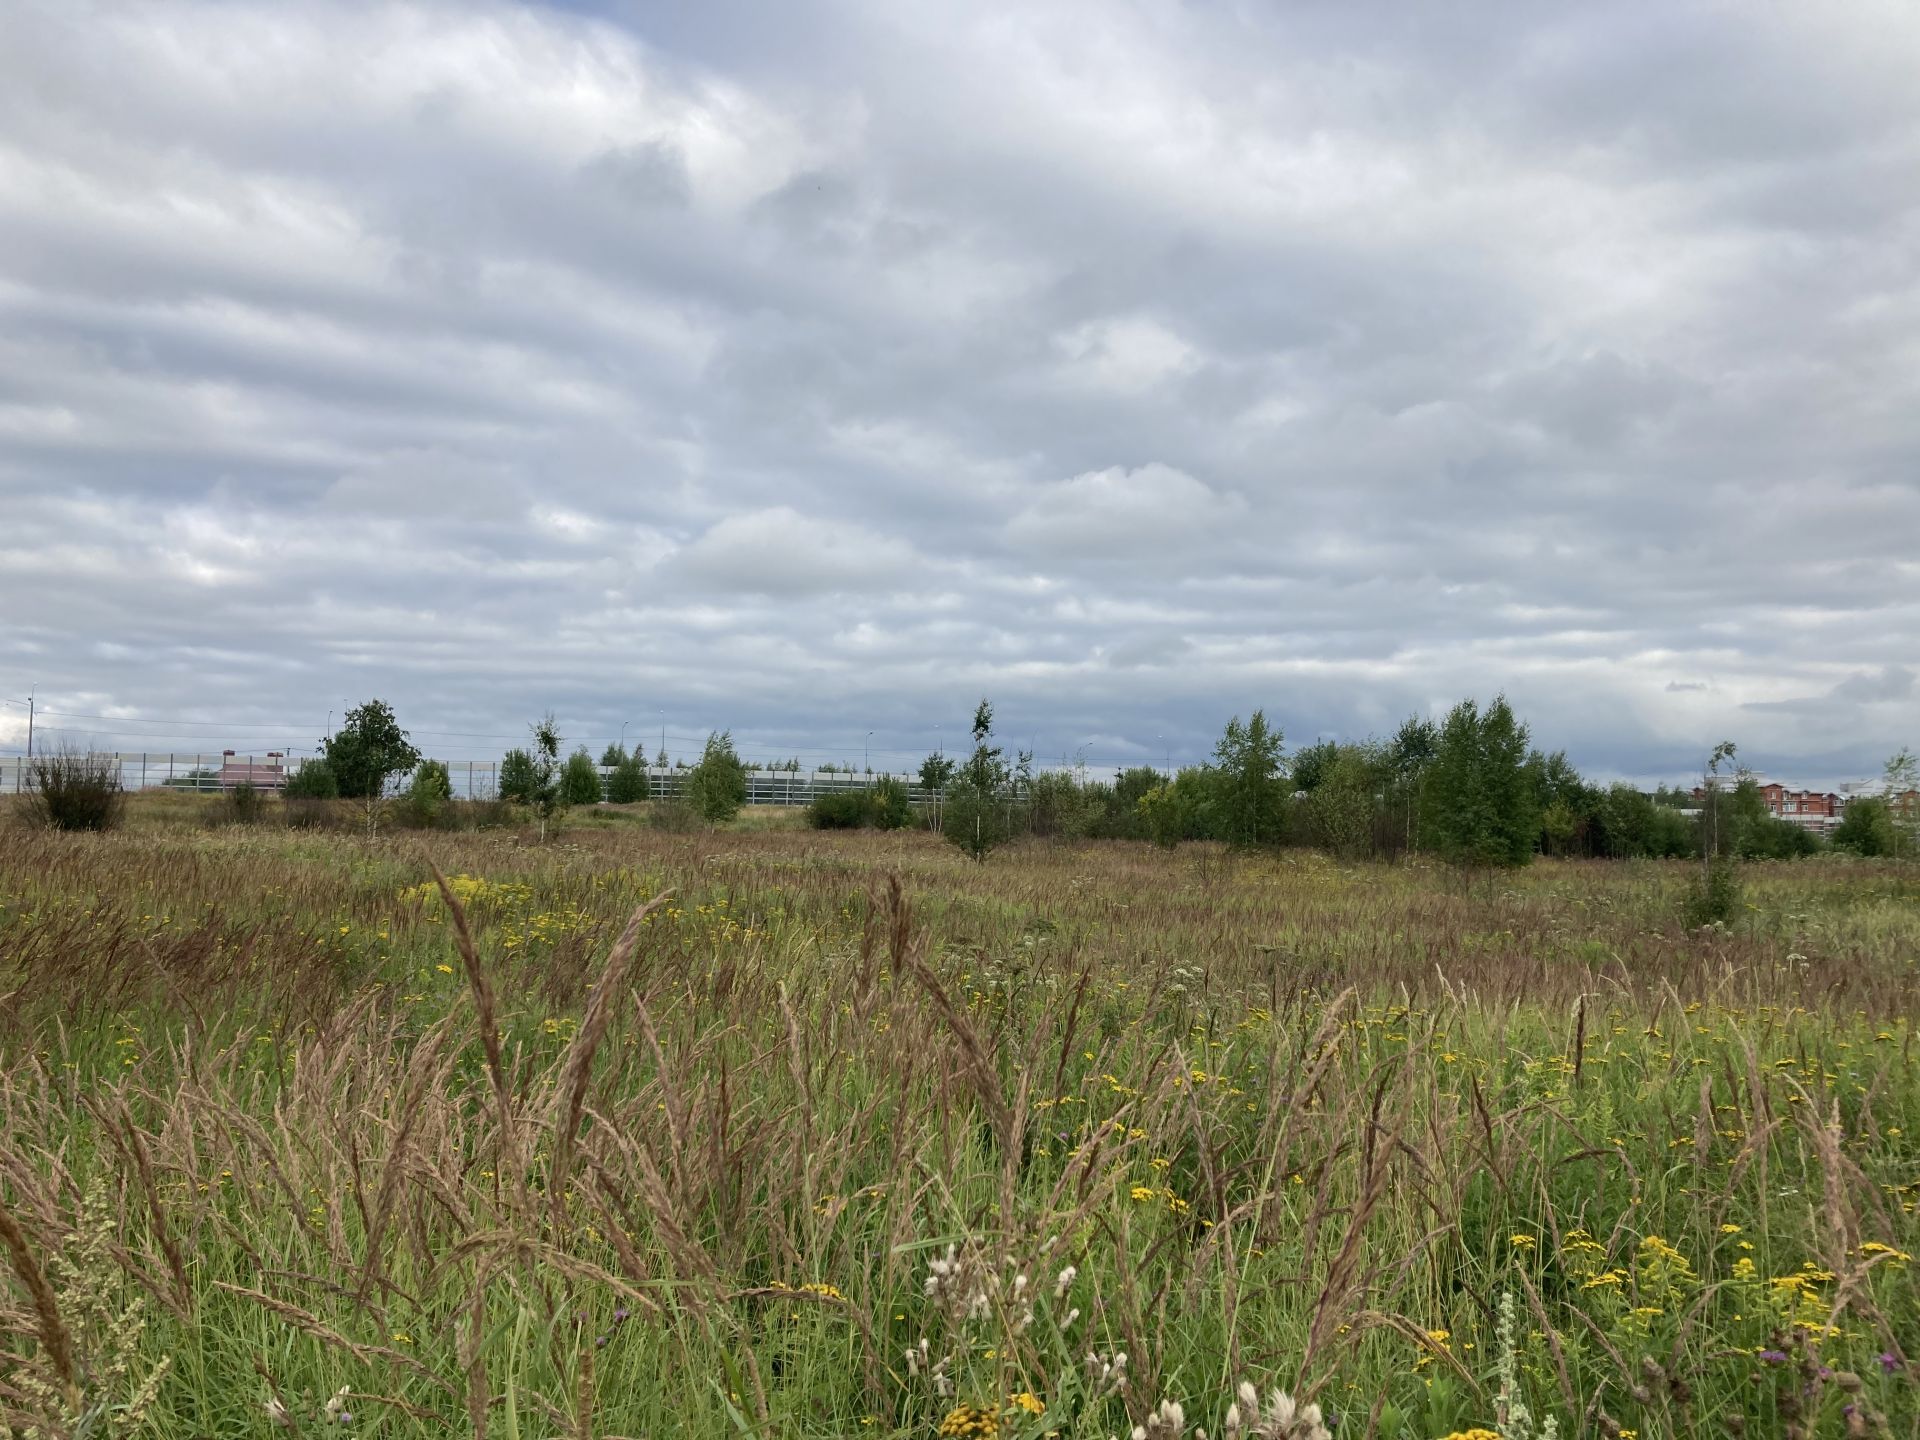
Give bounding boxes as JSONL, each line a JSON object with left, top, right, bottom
{"left": 283, "top": 759, "right": 338, "bottom": 799}
{"left": 220, "top": 782, "right": 265, "bottom": 826}
{"left": 394, "top": 760, "right": 454, "bottom": 828}
{"left": 942, "top": 782, "right": 1012, "bottom": 860}
{"left": 561, "top": 748, "right": 604, "bottom": 806}
{"left": 1833, "top": 797, "right": 1895, "bottom": 856}
{"left": 870, "top": 775, "right": 912, "bottom": 830}
{"left": 498, "top": 748, "right": 538, "bottom": 804}
{"left": 20, "top": 750, "right": 125, "bottom": 832}
{"left": 646, "top": 797, "right": 698, "bottom": 832}
{"left": 807, "top": 791, "right": 872, "bottom": 829}
{"left": 606, "top": 756, "right": 650, "bottom": 804}
{"left": 1684, "top": 855, "right": 1741, "bottom": 927}
{"left": 685, "top": 731, "right": 748, "bottom": 824}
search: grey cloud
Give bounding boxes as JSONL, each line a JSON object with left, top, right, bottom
{"left": 661, "top": 507, "right": 923, "bottom": 598}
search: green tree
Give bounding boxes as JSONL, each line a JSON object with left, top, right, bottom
{"left": 1211, "top": 710, "right": 1287, "bottom": 847}
{"left": 942, "top": 700, "right": 1014, "bottom": 861}
{"left": 561, "top": 747, "right": 604, "bottom": 806}
{"left": 502, "top": 716, "right": 565, "bottom": 837}
{"left": 685, "top": 730, "right": 748, "bottom": 824}
{"left": 397, "top": 759, "right": 452, "bottom": 828}
{"left": 322, "top": 700, "right": 421, "bottom": 818}
{"left": 1421, "top": 696, "right": 1539, "bottom": 869}
{"left": 283, "top": 758, "right": 338, "bottom": 800}
{"left": 1886, "top": 747, "right": 1919, "bottom": 859}
{"left": 1686, "top": 742, "right": 1742, "bottom": 925}
{"left": 1301, "top": 743, "right": 1380, "bottom": 860}
{"left": 1832, "top": 796, "right": 1896, "bottom": 856}
{"left": 600, "top": 742, "right": 629, "bottom": 767}
{"left": 870, "top": 775, "right": 913, "bottom": 830}
{"left": 606, "top": 754, "right": 650, "bottom": 804}
{"left": 1289, "top": 739, "right": 1339, "bottom": 794}
{"left": 918, "top": 751, "right": 957, "bottom": 829}
{"left": 1136, "top": 780, "right": 1189, "bottom": 849}
{"left": 1386, "top": 715, "right": 1438, "bottom": 851}
{"left": 498, "top": 748, "right": 538, "bottom": 804}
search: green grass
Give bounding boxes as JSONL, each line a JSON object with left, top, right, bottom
{"left": 1, "top": 816, "right": 1917, "bottom": 1438}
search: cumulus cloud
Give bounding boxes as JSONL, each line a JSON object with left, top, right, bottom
{"left": 1, "top": 0, "right": 1917, "bottom": 781}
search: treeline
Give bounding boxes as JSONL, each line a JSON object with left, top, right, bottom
{"left": 877, "top": 698, "right": 1915, "bottom": 867}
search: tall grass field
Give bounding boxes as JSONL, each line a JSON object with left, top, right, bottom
{"left": 2, "top": 814, "right": 1918, "bottom": 1438}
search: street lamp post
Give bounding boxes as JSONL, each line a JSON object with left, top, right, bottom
{"left": 866, "top": 730, "right": 873, "bottom": 775}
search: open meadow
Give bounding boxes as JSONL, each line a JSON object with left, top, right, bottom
{"left": 3, "top": 809, "right": 1919, "bottom": 1439}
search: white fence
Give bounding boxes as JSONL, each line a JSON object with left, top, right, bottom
{"left": 0, "top": 752, "right": 928, "bottom": 807}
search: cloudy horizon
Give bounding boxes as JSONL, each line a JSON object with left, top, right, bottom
{"left": 3, "top": 1, "right": 1917, "bottom": 786}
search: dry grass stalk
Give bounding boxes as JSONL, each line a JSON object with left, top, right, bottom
{"left": 548, "top": 892, "right": 672, "bottom": 1236}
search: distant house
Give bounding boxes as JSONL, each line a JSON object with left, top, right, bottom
{"left": 1690, "top": 778, "right": 1844, "bottom": 833}
{"left": 217, "top": 750, "right": 287, "bottom": 791}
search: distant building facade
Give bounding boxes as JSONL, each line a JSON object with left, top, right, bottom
{"left": 1690, "top": 778, "right": 1844, "bottom": 834}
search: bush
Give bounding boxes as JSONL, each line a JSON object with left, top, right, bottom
{"left": 20, "top": 750, "right": 125, "bottom": 832}
{"left": 221, "top": 783, "right": 266, "bottom": 826}
{"left": 646, "top": 797, "right": 698, "bottom": 833}
{"left": 606, "top": 757, "right": 650, "bottom": 804}
{"left": 394, "top": 760, "right": 454, "bottom": 829}
{"left": 807, "top": 791, "right": 872, "bottom": 829}
{"left": 562, "top": 748, "right": 603, "bottom": 806}
{"left": 685, "top": 731, "right": 748, "bottom": 824}
{"left": 498, "top": 748, "right": 538, "bottom": 804}
{"left": 870, "top": 776, "right": 912, "bottom": 830}
{"left": 942, "top": 782, "right": 1012, "bottom": 860}
{"left": 1684, "top": 856, "right": 1741, "bottom": 928}
{"left": 283, "top": 760, "right": 339, "bottom": 800}
{"left": 1833, "top": 797, "right": 1896, "bottom": 856}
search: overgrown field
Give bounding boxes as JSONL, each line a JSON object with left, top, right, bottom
{"left": 2, "top": 817, "right": 1919, "bottom": 1438}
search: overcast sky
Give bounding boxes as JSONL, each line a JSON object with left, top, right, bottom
{"left": 3, "top": 1, "right": 1917, "bottom": 782}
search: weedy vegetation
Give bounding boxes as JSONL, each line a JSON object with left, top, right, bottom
{"left": 0, "top": 812, "right": 1917, "bottom": 1438}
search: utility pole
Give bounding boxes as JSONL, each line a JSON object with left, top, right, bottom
{"left": 25, "top": 689, "right": 32, "bottom": 761}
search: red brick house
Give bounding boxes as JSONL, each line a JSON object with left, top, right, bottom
{"left": 1690, "top": 779, "right": 1844, "bottom": 832}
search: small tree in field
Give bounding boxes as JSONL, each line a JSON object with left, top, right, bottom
{"left": 561, "top": 747, "right": 604, "bottom": 806}
{"left": 1886, "top": 747, "right": 1919, "bottom": 859}
{"left": 1211, "top": 710, "right": 1287, "bottom": 847}
{"left": 499, "top": 717, "right": 565, "bottom": 838}
{"left": 1421, "top": 696, "right": 1539, "bottom": 870}
{"left": 400, "top": 759, "right": 453, "bottom": 827}
{"left": 942, "top": 700, "right": 1013, "bottom": 861}
{"left": 685, "top": 731, "right": 748, "bottom": 824}
{"left": 918, "top": 751, "right": 956, "bottom": 829}
{"left": 322, "top": 699, "right": 421, "bottom": 832}
{"left": 283, "top": 759, "right": 338, "bottom": 800}
{"left": 606, "top": 754, "right": 650, "bottom": 804}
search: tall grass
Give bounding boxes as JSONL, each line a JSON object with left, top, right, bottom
{"left": 0, "top": 824, "right": 1916, "bottom": 1437}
